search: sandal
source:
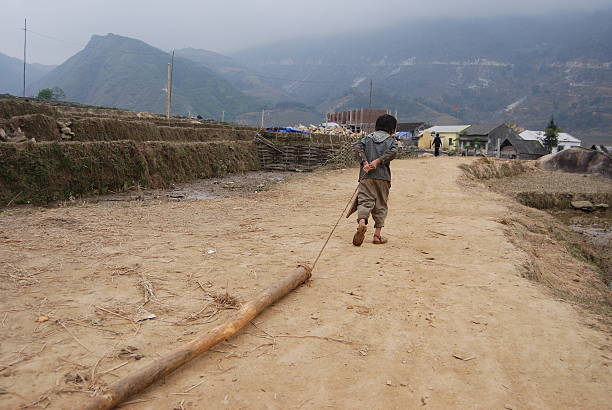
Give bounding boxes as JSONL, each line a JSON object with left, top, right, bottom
{"left": 352, "top": 224, "right": 367, "bottom": 246}
{"left": 373, "top": 234, "right": 388, "bottom": 244}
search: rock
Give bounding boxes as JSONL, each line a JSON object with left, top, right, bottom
{"left": 60, "top": 126, "right": 75, "bottom": 140}
{"left": 594, "top": 203, "right": 609, "bottom": 209}
{"left": 7, "top": 135, "right": 28, "bottom": 143}
{"left": 0, "top": 128, "right": 7, "bottom": 141}
{"left": 571, "top": 200, "right": 594, "bottom": 211}
{"left": 538, "top": 147, "right": 612, "bottom": 178}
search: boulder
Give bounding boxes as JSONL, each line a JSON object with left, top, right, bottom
{"left": 538, "top": 147, "right": 612, "bottom": 178}
{"left": 0, "top": 128, "right": 6, "bottom": 141}
{"left": 571, "top": 200, "right": 594, "bottom": 211}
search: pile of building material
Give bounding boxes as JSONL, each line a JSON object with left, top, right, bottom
{"left": 294, "top": 124, "right": 359, "bottom": 137}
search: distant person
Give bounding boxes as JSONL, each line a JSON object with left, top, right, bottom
{"left": 351, "top": 114, "right": 398, "bottom": 246}
{"left": 431, "top": 132, "right": 442, "bottom": 156}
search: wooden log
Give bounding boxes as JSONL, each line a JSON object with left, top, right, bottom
{"left": 82, "top": 265, "right": 312, "bottom": 410}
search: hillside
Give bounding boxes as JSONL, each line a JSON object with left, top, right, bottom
{"left": 233, "top": 10, "right": 612, "bottom": 138}
{"left": 28, "top": 34, "right": 263, "bottom": 120}
{"left": 175, "top": 48, "right": 291, "bottom": 103}
{"left": 0, "top": 52, "right": 55, "bottom": 96}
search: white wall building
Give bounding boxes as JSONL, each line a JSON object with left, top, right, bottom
{"left": 519, "top": 130, "right": 581, "bottom": 153}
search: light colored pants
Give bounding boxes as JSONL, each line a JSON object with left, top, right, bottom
{"left": 357, "top": 178, "right": 391, "bottom": 228}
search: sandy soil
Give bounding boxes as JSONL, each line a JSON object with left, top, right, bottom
{"left": 1, "top": 157, "right": 610, "bottom": 409}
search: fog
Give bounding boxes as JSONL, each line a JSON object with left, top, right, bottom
{"left": 1, "top": 0, "right": 611, "bottom": 65}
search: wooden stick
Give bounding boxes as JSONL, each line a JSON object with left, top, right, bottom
{"left": 82, "top": 265, "right": 311, "bottom": 410}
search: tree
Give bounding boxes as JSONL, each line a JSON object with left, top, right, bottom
{"left": 543, "top": 117, "right": 560, "bottom": 153}
{"left": 37, "top": 88, "right": 54, "bottom": 99}
{"left": 51, "top": 87, "right": 66, "bottom": 99}
{"left": 37, "top": 87, "right": 66, "bottom": 100}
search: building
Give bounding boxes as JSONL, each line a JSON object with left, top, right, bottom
{"left": 396, "top": 122, "right": 429, "bottom": 137}
{"left": 418, "top": 125, "right": 470, "bottom": 149}
{"left": 485, "top": 125, "right": 547, "bottom": 159}
{"left": 395, "top": 122, "right": 429, "bottom": 146}
{"left": 519, "top": 130, "right": 581, "bottom": 152}
{"left": 326, "top": 109, "right": 388, "bottom": 134}
{"left": 459, "top": 124, "right": 504, "bottom": 152}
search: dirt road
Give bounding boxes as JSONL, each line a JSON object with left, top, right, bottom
{"left": 1, "top": 158, "right": 610, "bottom": 409}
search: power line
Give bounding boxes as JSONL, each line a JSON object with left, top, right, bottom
{"left": 18, "top": 27, "right": 174, "bottom": 59}
{"left": 13, "top": 26, "right": 411, "bottom": 89}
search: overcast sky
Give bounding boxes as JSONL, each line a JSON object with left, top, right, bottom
{"left": 1, "top": 0, "right": 611, "bottom": 65}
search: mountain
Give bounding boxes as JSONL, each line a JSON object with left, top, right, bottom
{"left": 233, "top": 10, "right": 612, "bottom": 138}
{"left": 29, "top": 34, "right": 263, "bottom": 120}
{"left": 175, "top": 47, "right": 291, "bottom": 103}
{"left": 0, "top": 52, "right": 55, "bottom": 96}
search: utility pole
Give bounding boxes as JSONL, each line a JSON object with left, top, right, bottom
{"left": 165, "top": 51, "right": 175, "bottom": 119}
{"left": 169, "top": 51, "right": 174, "bottom": 117}
{"left": 221, "top": 110, "right": 225, "bottom": 123}
{"left": 260, "top": 109, "right": 265, "bottom": 128}
{"left": 165, "top": 63, "right": 171, "bottom": 119}
{"left": 368, "top": 79, "right": 373, "bottom": 109}
{"left": 23, "top": 19, "right": 27, "bottom": 97}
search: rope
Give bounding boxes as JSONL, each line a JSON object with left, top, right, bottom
{"left": 312, "top": 185, "right": 359, "bottom": 270}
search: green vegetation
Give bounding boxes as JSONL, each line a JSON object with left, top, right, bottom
{"left": 543, "top": 117, "right": 560, "bottom": 153}
{"left": 36, "top": 87, "right": 65, "bottom": 100}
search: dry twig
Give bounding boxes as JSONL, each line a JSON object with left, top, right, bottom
{"left": 98, "top": 361, "right": 129, "bottom": 376}
{"left": 183, "top": 380, "right": 205, "bottom": 393}
{"left": 138, "top": 273, "right": 156, "bottom": 305}
{"left": 0, "top": 343, "right": 47, "bottom": 374}
{"left": 58, "top": 322, "right": 92, "bottom": 352}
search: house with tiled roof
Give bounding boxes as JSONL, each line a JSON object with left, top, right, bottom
{"left": 459, "top": 124, "right": 505, "bottom": 152}
{"left": 486, "top": 126, "right": 548, "bottom": 159}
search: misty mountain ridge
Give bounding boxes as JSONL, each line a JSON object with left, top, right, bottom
{"left": 174, "top": 48, "right": 291, "bottom": 103}
{"left": 0, "top": 52, "right": 55, "bottom": 96}
{"left": 28, "top": 34, "right": 262, "bottom": 119}
{"left": 230, "top": 9, "right": 612, "bottom": 138}
{"left": 8, "top": 10, "right": 611, "bottom": 141}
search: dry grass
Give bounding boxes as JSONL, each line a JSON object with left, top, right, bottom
{"left": 210, "top": 290, "right": 240, "bottom": 309}
{"left": 500, "top": 206, "right": 611, "bottom": 322}
{"left": 459, "top": 157, "right": 535, "bottom": 180}
{"left": 177, "top": 287, "right": 241, "bottom": 325}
